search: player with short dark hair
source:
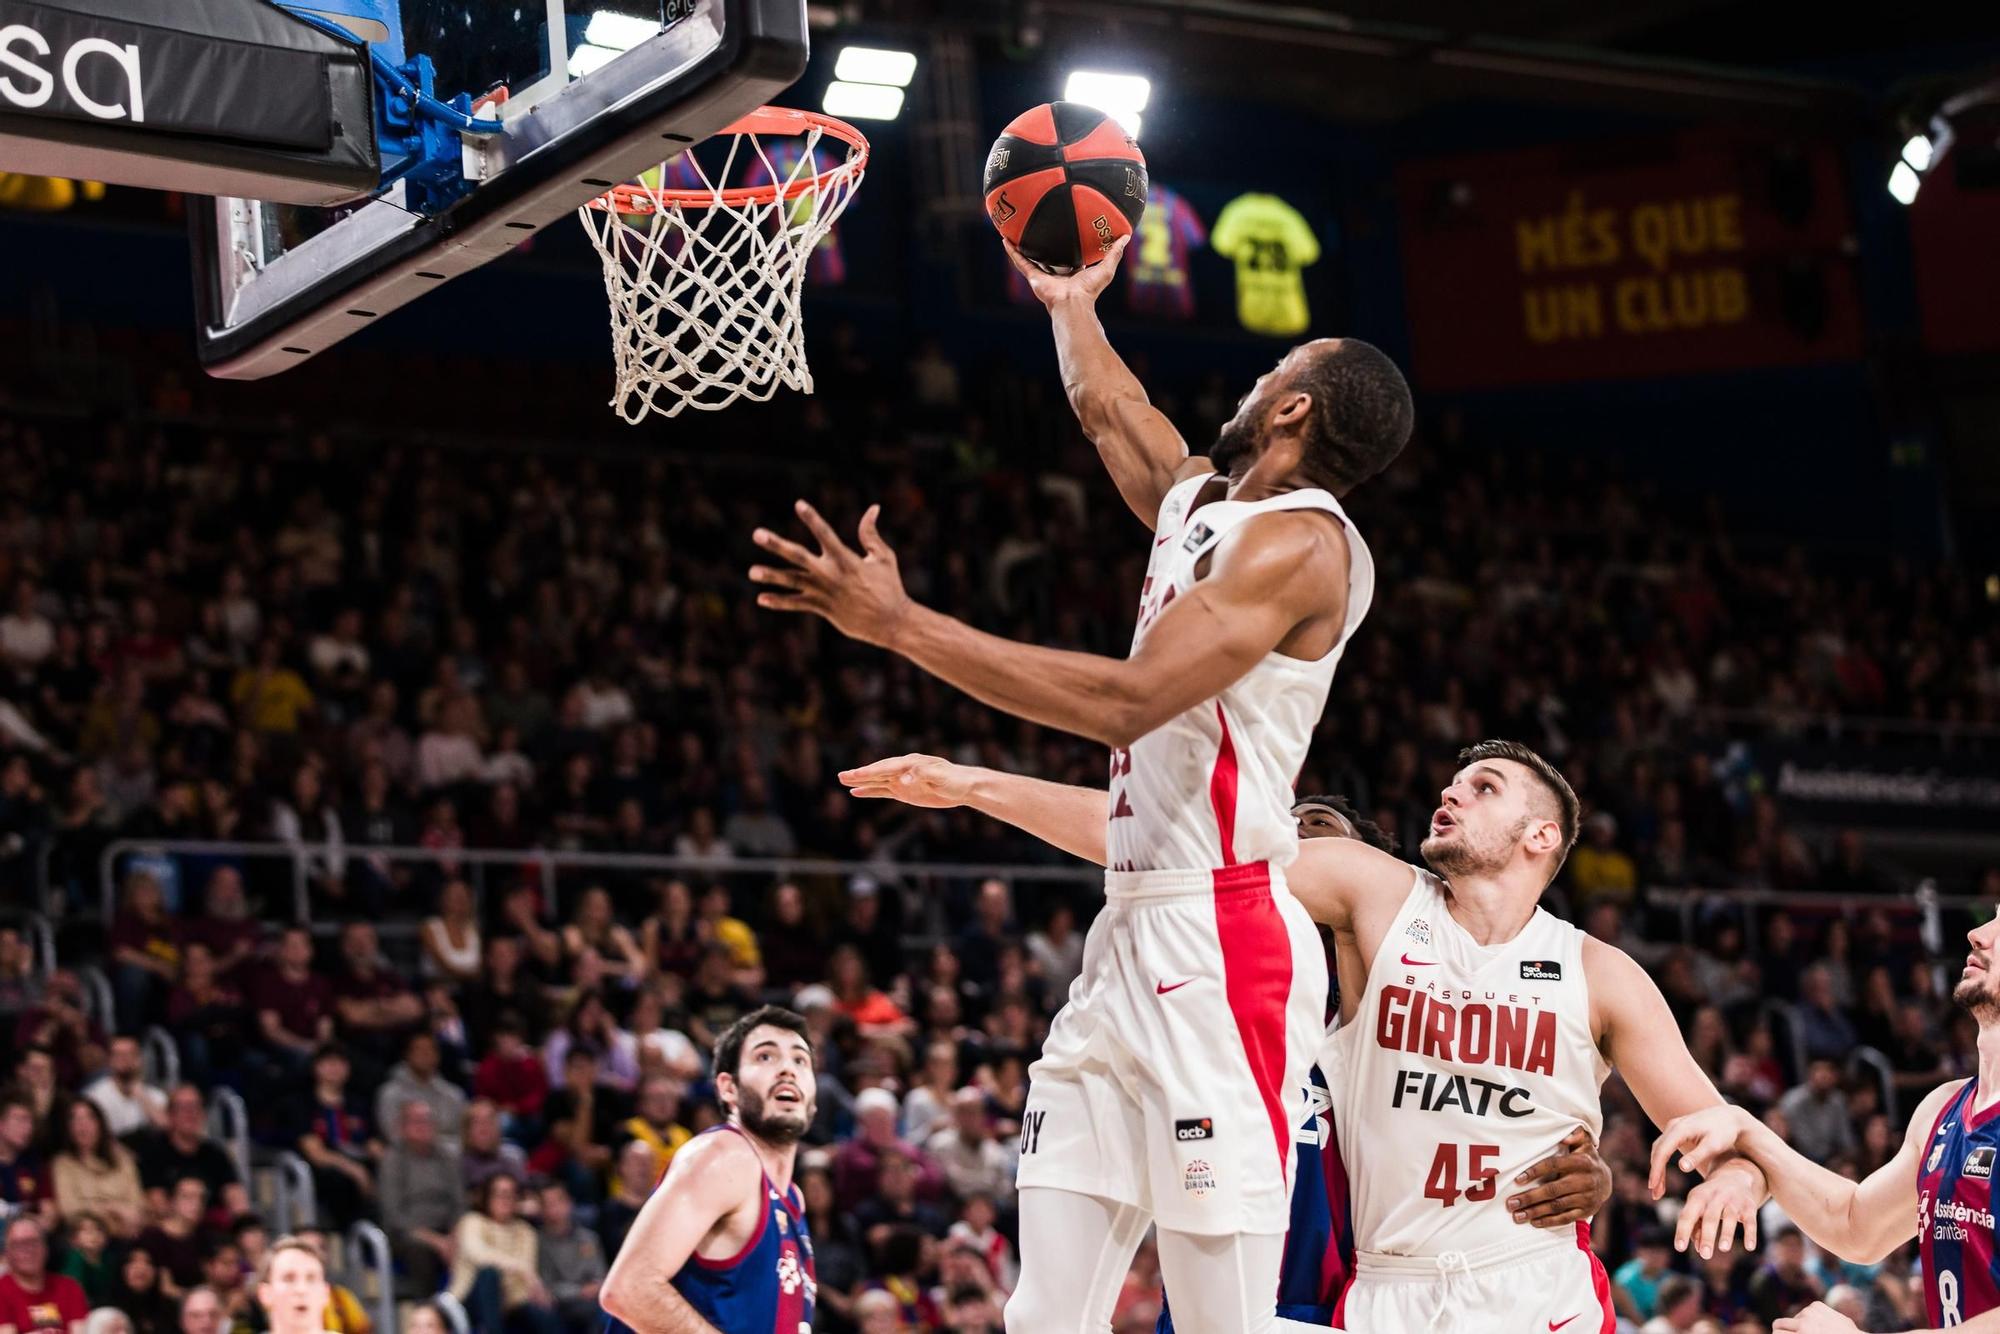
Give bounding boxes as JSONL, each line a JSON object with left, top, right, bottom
{"left": 842, "top": 740, "right": 1764, "bottom": 1332}
{"left": 1652, "top": 912, "right": 2000, "bottom": 1334}
{"left": 600, "top": 1006, "right": 817, "bottom": 1334}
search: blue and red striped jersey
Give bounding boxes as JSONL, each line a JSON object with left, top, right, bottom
{"left": 603, "top": 1126, "right": 815, "bottom": 1334}
{"left": 1919, "top": 1080, "right": 2000, "bottom": 1328}
{"left": 1158, "top": 1061, "right": 1352, "bottom": 1331}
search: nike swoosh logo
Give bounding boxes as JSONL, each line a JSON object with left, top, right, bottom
{"left": 1549, "top": 1316, "right": 1579, "bottom": 1332}
{"left": 1400, "top": 953, "right": 1436, "bottom": 967}
{"left": 1156, "top": 979, "right": 1194, "bottom": 995}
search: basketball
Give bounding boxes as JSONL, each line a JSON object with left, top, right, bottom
{"left": 983, "top": 101, "right": 1148, "bottom": 274}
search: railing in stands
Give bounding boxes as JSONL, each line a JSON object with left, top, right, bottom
{"left": 275, "top": 1150, "right": 317, "bottom": 1236}
{"left": 1850, "top": 1045, "right": 1898, "bottom": 1123}
{"left": 25, "top": 913, "right": 54, "bottom": 980}
{"left": 209, "top": 1087, "right": 252, "bottom": 1188}
{"left": 346, "top": 1221, "right": 396, "bottom": 1334}
{"left": 143, "top": 1025, "right": 181, "bottom": 1090}
{"left": 77, "top": 963, "right": 114, "bottom": 1032}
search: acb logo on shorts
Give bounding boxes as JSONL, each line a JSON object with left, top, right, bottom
{"left": 1175, "top": 1117, "right": 1214, "bottom": 1142}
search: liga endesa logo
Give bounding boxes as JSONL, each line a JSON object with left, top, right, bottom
{"left": 0, "top": 26, "right": 146, "bottom": 121}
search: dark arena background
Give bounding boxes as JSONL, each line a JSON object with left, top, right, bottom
{"left": 1, "top": 0, "right": 1999, "bottom": 1331}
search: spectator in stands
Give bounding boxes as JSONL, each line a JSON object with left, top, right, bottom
{"left": 637, "top": 879, "right": 703, "bottom": 984}
{"left": 533, "top": 1178, "right": 605, "bottom": 1332}
{"left": 164, "top": 944, "right": 244, "bottom": 1093}
{"left": 1568, "top": 812, "right": 1638, "bottom": 910}
{"left": 52, "top": 1098, "right": 146, "bottom": 1240}
{"left": 14, "top": 970, "right": 98, "bottom": 1092}
{"left": 198, "top": 1239, "right": 252, "bottom": 1332}
{"left": 901, "top": 1043, "right": 961, "bottom": 1146}
{"left": 531, "top": 1049, "right": 618, "bottom": 1203}
{"left": 0, "top": 1216, "right": 88, "bottom": 1334}
{"left": 1641, "top": 1273, "right": 1705, "bottom": 1333}
{"left": 541, "top": 992, "right": 639, "bottom": 1097}
{"left": 139, "top": 1177, "right": 213, "bottom": 1299}
{"left": 1796, "top": 963, "right": 1862, "bottom": 1064}
{"left": 671, "top": 807, "right": 733, "bottom": 867}
{"left": 1613, "top": 1227, "right": 1673, "bottom": 1323}
{"left": 835, "top": 1088, "right": 934, "bottom": 1206}
{"left": 288, "top": 1043, "right": 376, "bottom": 1231}
{"left": 136, "top": 1088, "right": 245, "bottom": 1224}
{"left": 594, "top": 1140, "right": 657, "bottom": 1265}
{"left": 449, "top": 1175, "right": 561, "bottom": 1334}
{"left": 110, "top": 1245, "right": 175, "bottom": 1334}
{"left": 560, "top": 888, "right": 647, "bottom": 993}
{"left": 927, "top": 1087, "right": 1013, "bottom": 1206}
{"left": 953, "top": 881, "right": 1013, "bottom": 997}
{"left": 1023, "top": 903, "right": 1083, "bottom": 1005}
{"left": 854, "top": 1146, "right": 950, "bottom": 1239}
{"left": 0, "top": 1092, "right": 57, "bottom": 1231}
{"left": 460, "top": 1100, "right": 528, "bottom": 1194}
{"left": 176, "top": 1284, "right": 223, "bottom": 1334}
{"left": 54, "top": 1212, "right": 112, "bottom": 1309}
{"left": 419, "top": 878, "right": 483, "bottom": 988}
{"left": 110, "top": 871, "right": 181, "bottom": 1035}
{"left": 86, "top": 1034, "right": 166, "bottom": 1139}
{"left": 695, "top": 883, "right": 764, "bottom": 989}
{"left": 405, "top": 1305, "right": 450, "bottom": 1334}
{"left": 331, "top": 923, "right": 425, "bottom": 1082}
{"left": 757, "top": 882, "right": 822, "bottom": 994}
{"left": 474, "top": 1016, "right": 549, "bottom": 1131}
{"left": 826, "top": 945, "right": 912, "bottom": 1041}
{"left": 613, "top": 1074, "right": 691, "bottom": 1179}
{"left": 836, "top": 878, "right": 902, "bottom": 994}
{"left": 374, "top": 1032, "right": 467, "bottom": 1156}
{"left": 379, "top": 1098, "right": 463, "bottom": 1300}
{"left": 1750, "top": 1225, "right": 1825, "bottom": 1323}
{"left": 463, "top": 935, "right": 550, "bottom": 1055}
{"left": 12, "top": 1045, "right": 65, "bottom": 1143}
{"left": 250, "top": 928, "right": 332, "bottom": 1081}
{"left": 229, "top": 638, "right": 312, "bottom": 736}
{"left": 722, "top": 775, "right": 796, "bottom": 859}
{"left": 1777, "top": 1057, "right": 1857, "bottom": 1163}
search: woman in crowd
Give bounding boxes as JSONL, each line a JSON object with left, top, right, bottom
{"left": 450, "top": 1174, "right": 563, "bottom": 1334}
{"left": 51, "top": 1097, "right": 147, "bottom": 1240}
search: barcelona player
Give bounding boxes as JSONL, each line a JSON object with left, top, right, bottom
{"left": 1651, "top": 913, "right": 2000, "bottom": 1333}
{"left": 601, "top": 1007, "right": 816, "bottom": 1334}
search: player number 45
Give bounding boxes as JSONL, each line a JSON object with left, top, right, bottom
{"left": 1424, "top": 1143, "right": 1499, "bottom": 1207}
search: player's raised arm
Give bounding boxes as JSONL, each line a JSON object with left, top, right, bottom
{"left": 598, "top": 1134, "right": 755, "bottom": 1334}
{"left": 751, "top": 500, "right": 1344, "bottom": 749}
{"left": 1279, "top": 832, "right": 1414, "bottom": 928}
{"left": 1005, "top": 237, "right": 1210, "bottom": 527}
{"left": 838, "top": 753, "right": 1109, "bottom": 865}
{"left": 1651, "top": 1080, "right": 1956, "bottom": 1268}
{"left": 1586, "top": 938, "right": 1769, "bottom": 1256}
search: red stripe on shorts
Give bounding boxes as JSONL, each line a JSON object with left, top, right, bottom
{"left": 1214, "top": 863, "right": 1291, "bottom": 1182}
{"left": 1578, "top": 1222, "right": 1615, "bottom": 1334}
{"left": 1208, "top": 701, "right": 1239, "bottom": 866}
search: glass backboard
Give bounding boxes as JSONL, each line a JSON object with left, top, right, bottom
{"left": 191, "top": 0, "right": 807, "bottom": 378}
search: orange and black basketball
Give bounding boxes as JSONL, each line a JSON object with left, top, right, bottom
{"left": 983, "top": 102, "right": 1148, "bottom": 274}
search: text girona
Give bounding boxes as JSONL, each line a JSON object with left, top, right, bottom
{"left": 1373, "top": 984, "right": 1558, "bottom": 1076}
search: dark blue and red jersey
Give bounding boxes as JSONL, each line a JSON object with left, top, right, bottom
{"left": 1920, "top": 1080, "right": 2000, "bottom": 1328}
{"left": 1159, "top": 1059, "right": 1352, "bottom": 1331}
{"left": 603, "top": 1126, "right": 815, "bottom": 1334}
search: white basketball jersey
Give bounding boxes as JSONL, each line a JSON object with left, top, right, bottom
{"left": 1333, "top": 870, "right": 1608, "bottom": 1257}
{"left": 1105, "top": 472, "right": 1374, "bottom": 873}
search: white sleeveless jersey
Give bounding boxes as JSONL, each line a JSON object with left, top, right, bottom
{"left": 1332, "top": 870, "right": 1608, "bottom": 1257}
{"left": 1105, "top": 472, "right": 1374, "bottom": 873}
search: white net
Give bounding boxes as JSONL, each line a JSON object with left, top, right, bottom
{"left": 577, "top": 110, "right": 867, "bottom": 423}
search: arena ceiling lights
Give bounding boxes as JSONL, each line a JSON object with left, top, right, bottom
{"left": 823, "top": 45, "right": 916, "bottom": 120}
{"left": 1063, "top": 70, "right": 1149, "bottom": 137}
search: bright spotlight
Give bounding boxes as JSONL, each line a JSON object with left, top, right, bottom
{"left": 1902, "top": 134, "right": 1934, "bottom": 171}
{"left": 584, "top": 11, "right": 660, "bottom": 50}
{"left": 835, "top": 46, "right": 918, "bottom": 88}
{"left": 1063, "top": 70, "right": 1150, "bottom": 135}
{"left": 823, "top": 81, "right": 906, "bottom": 121}
{"left": 1888, "top": 160, "right": 1921, "bottom": 205}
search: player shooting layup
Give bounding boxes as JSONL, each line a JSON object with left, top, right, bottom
{"left": 1652, "top": 914, "right": 2000, "bottom": 1334}
{"left": 840, "top": 741, "right": 1769, "bottom": 1332}
{"left": 750, "top": 235, "right": 1413, "bottom": 1331}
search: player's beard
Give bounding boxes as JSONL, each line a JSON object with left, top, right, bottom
{"left": 1421, "top": 815, "right": 1528, "bottom": 879}
{"left": 736, "top": 1084, "right": 811, "bottom": 1145}
{"left": 1211, "top": 412, "right": 1260, "bottom": 477}
{"left": 1954, "top": 966, "right": 2000, "bottom": 1019}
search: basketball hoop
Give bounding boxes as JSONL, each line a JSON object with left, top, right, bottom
{"left": 578, "top": 107, "right": 869, "bottom": 423}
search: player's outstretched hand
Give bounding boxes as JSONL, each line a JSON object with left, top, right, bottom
{"left": 1004, "top": 235, "right": 1128, "bottom": 307}
{"left": 840, "top": 755, "right": 973, "bottom": 809}
{"left": 1774, "top": 1302, "right": 1863, "bottom": 1333}
{"left": 1674, "top": 1159, "right": 1763, "bottom": 1260}
{"left": 1647, "top": 1104, "right": 1754, "bottom": 1199}
{"left": 1507, "top": 1127, "right": 1611, "bottom": 1229}
{"left": 752, "top": 501, "right": 912, "bottom": 647}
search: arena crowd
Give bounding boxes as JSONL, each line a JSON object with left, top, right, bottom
{"left": 0, "top": 344, "right": 1993, "bottom": 1333}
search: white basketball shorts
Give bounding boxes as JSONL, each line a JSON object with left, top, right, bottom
{"left": 1332, "top": 1229, "right": 1615, "bottom": 1334}
{"left": 1015, "top": 861, "right": 1328, "bottom": 1235}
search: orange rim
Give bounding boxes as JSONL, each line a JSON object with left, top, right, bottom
{"left": 585, "top": 107, "right": 870, "bottom": 214}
